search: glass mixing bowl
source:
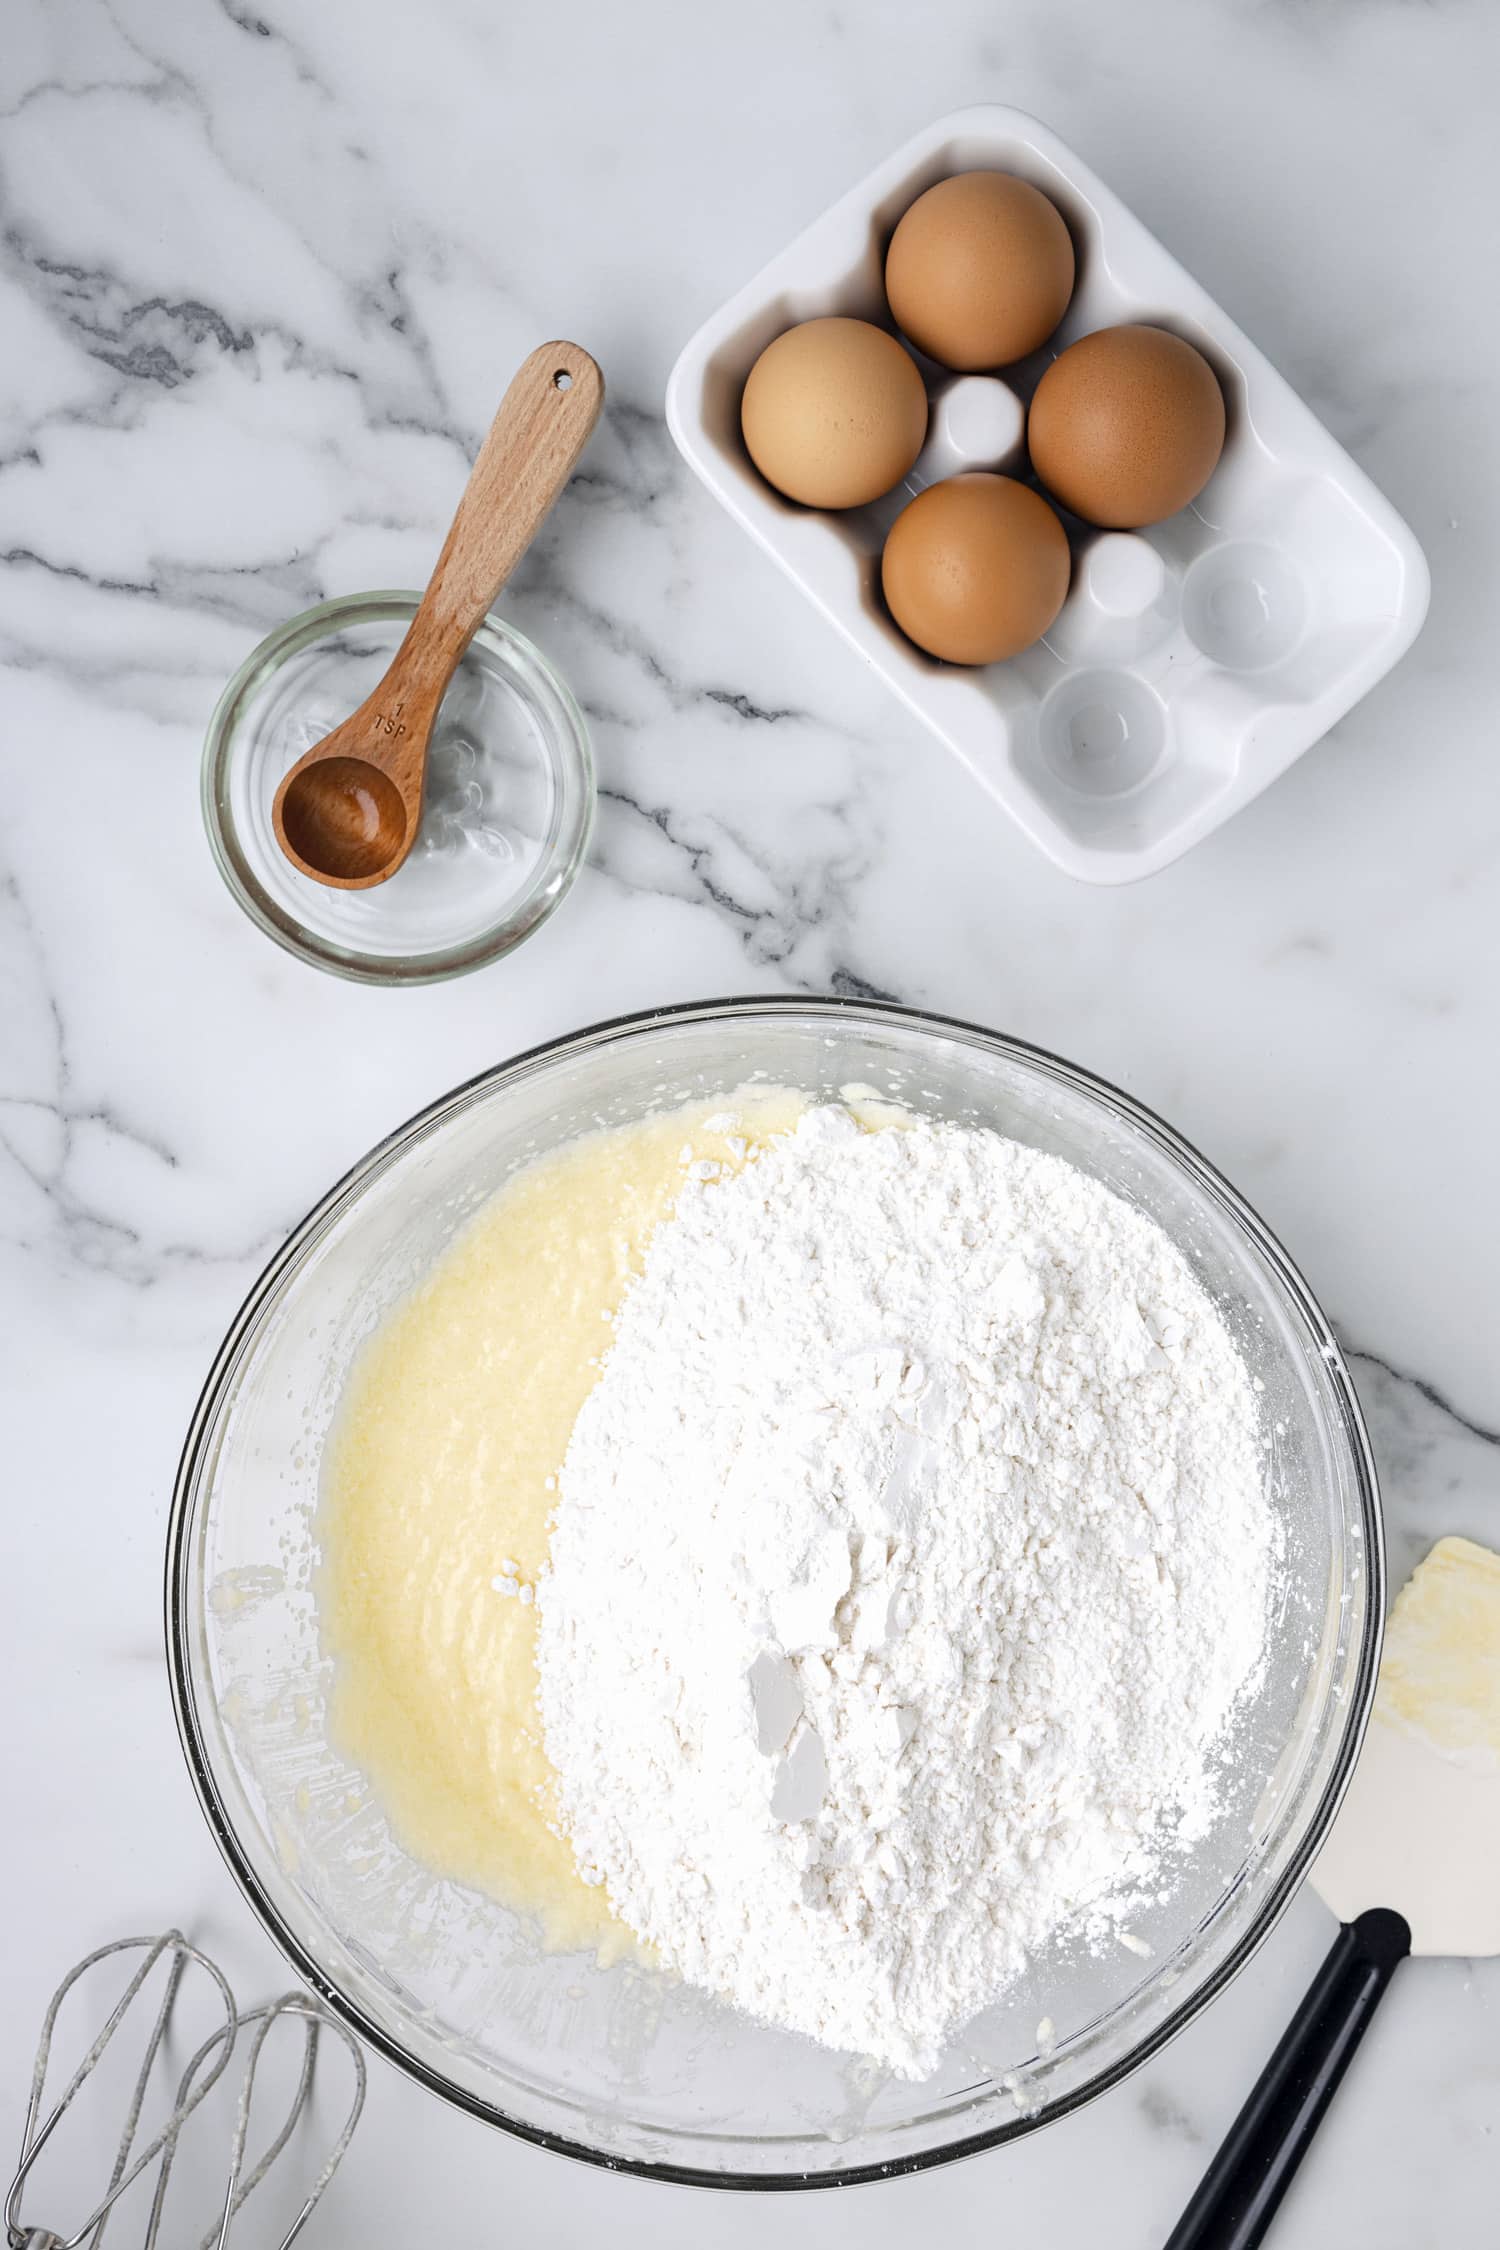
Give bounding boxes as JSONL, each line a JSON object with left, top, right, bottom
{"left": 167, "top": 999, "right": 1381, "bottom": 2188}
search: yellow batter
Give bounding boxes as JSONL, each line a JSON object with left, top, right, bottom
{"left": 320, "top": 1088, "right": 808, "bottom": 1954}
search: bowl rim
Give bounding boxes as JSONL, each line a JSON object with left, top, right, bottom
{"left": 200, "top": 589, "right": 595, "bottom": 986}
{"left": 165, "top": 994, "right": 1383, "bottom": 2190}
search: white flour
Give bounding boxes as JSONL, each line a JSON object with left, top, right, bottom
{"left": 536, "top": 1105, "right": 1273, "bottom": 2077}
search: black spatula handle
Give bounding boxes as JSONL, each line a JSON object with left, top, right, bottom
{"left": 1164, "top": 1906, "right": 1412, "bottom": 2250}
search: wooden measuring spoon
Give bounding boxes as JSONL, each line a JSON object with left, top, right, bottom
{"left": 273, "top": 341, "right": 604, "bottom": 888}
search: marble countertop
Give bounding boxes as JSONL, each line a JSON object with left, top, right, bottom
{"left": 3, "top": 0, "right": 1497, "bottom": 2238}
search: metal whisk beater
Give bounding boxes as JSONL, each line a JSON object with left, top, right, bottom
{"left": 6, "top": 1932, "right": 366, "bottom": 2249}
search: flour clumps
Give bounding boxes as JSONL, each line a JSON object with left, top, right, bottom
{"left": 536, "top": 1105, "right": 1273, "bottom": 2077}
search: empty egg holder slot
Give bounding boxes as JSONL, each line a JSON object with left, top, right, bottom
{"left": 667, "top": 106, "right": 1428, "bottom": 883}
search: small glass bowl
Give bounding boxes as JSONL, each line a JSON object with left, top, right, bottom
{"left": 202, "top": 593, "right": 593, "bottom": 984}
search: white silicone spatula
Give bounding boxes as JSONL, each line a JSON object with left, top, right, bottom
{"left": 1165, "top": 1534, "right": 1500, "bottom": 2250}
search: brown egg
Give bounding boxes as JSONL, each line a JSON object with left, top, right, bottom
{"left": 1029, "top": 324, "right": 1226, "bottom": 528}
{"left": 885, "top": 172, "right": 1075, "bottom": 371}
{"left": 740, "top": 317, "right": 928, "bottom": 509}
{"left": 881, "top": 473, "right": 1071, "bottom": 665}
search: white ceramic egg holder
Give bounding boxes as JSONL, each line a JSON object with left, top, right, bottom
{"left": 666, "top": 106, "right": 1428, "bottom": 883}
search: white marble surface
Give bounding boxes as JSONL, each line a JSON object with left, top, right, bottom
{"left": 2, "top": 0, "right": 1497, "bottom": 2238}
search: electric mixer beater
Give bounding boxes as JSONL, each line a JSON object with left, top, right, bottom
{"left": 6, "top": 1933, "right": 365, "bottom": 2248}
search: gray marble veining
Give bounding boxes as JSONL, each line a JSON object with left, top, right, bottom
{"left": 2, "top": 0, "right": 1497, "bottom": 2238}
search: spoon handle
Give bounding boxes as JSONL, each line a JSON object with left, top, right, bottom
{"left": 407, "top": 341, "right": 605, "bottom": 668}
